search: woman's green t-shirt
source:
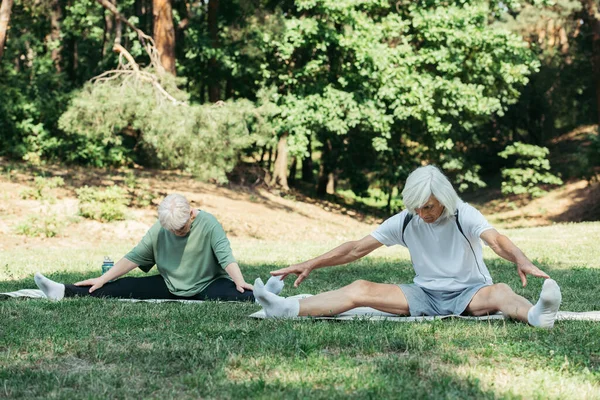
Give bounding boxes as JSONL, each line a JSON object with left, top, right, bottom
{"left": 124, "top": 210, "right": 236, "bottom": 297}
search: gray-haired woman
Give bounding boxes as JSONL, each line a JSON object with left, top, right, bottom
{"left": 35, "top": 193, "right": 283, "bottom": 301}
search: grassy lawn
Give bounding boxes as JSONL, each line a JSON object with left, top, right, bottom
{"left": 1, "top": 222, "right": 600, "bottom": 399}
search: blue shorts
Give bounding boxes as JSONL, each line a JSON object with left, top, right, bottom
{"left": 398, "top": 283, "right": 490, "bottom": 316}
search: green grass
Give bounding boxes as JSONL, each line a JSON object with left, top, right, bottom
{"left": 1, "top": 223, "right": 600, "bottom": 399}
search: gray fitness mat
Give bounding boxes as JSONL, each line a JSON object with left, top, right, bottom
{"left": 3, "top": 289, "right": 599, "bottom": 322}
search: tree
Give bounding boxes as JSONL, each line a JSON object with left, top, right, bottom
{"left": 582, "top": 0, "right": 600, "bottom": 125}
{"left": 0, "top": 0, "right": 13, "bottom": 62}
{"left": 153, "top": 0, "right": 175, "bottom": 75}
{"left": 253, "top": 0, "right": 537, "bottom": 198}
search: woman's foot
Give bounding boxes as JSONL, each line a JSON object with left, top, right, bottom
{"left": 34, "top": 273, "right": 65, "bottom": 301}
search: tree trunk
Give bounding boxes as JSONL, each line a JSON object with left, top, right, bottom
{"left": 326, "top": 173, "right": 335, "bottom": 194}
{"left": 317, "top": 139, "right": 335, "bottom": 196}
{"left": 271, "top": 132, "right": 289, "bottom": 189}
{"left": 49, "top": 0, "right": 62, "bottom": 72}
{"left": 207, "top": 0, "right": 220, "bottom": 101}
{"left": 266, "top": 146, "right": 272, "bottom": 171}
{"left": 0, "top": 0, "right": 13, "bottom": 62}
{"left": 153, "top": 0, "right": 176, "bottom": 75}
{"left": 301, "top": 136, "right": 314, "bottom": 182}
{"left": 114, "top": 0, "right": 122, "bottom": 46}
{"left": 102, "top": 5, "right": 114, "bottom": 57}
{"left": 583, "top": 0, "right": 600, "bottom": 125}
{"left": 288, "top": 157, "right": 297, "bottom": 187}
{"left": 135, "top": 0, "right": 152, "bottom": 37}
{"left": 259, "top": 146, "right": 267, "bottom": 166}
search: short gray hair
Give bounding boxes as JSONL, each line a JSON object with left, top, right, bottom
{"left": 158, "top": 194, "right": 191, "bottom": 231}
{"left": 401, "top": 165, "right": 461, "bottom": 219}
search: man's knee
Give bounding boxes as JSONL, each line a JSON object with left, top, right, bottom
{"left": 345, "top": 279, "right": 375, "bottom": 304}
{"left": 490, "top": 283, "right": 515, "bottom": 301}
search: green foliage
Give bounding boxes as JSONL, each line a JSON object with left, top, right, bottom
{"left": 246, "top": 0, "right": 538, "bottom": 197}
{"left": 76, "top": 186, "right": 130, "bottom": 222}
{"left": 124, "top": 173, "right": 156, "bottom": 208}
{"left": 14, "top": 213, "right": 67, "bottom": 238}
{"left": 59, "top": 70, "right": 267, "bottom": 182}
{"left": 2, "top": 0, "right": 595, "bottom": 192}
{"left": 498, "top": 142, "right": 563, "bottom": 198}
{"left": 20, "top": 176, "right": 65, "bottom": 203}
{"left": 490, "top": 0, "right": 596, "bottom": 165}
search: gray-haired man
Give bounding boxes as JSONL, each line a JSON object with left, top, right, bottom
{"left": 254, "top": 165, "right": 562, "bottom": 328}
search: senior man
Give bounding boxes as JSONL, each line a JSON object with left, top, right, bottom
{"left": 35, "top": 193, "right": 283, "bottom": 301}
{"left": 254, "top": 165, "right": 562, "bottom": 328}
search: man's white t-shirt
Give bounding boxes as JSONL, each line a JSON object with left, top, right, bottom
{"left": 371, "top": 202, "right": 494, "bottom": 291}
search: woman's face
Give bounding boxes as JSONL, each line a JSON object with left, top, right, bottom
{"left": 171, "top": 210, "right": 194, "bottom": 236}
{"left": 415, "top": 196, "right": 445, "bottom": 223}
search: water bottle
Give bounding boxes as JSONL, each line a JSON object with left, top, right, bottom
{"left": 102, "top": 256, "right": 114, "bottom": 275}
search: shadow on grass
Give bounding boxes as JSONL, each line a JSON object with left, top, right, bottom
{"left": 2, "top": 259, "right": 600, "bottom": 398}
{"left": 0, "top": 348, "right": 500, "bottom": 399}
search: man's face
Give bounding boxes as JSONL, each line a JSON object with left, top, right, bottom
{"left": 415, "top": 196, "right": 445, "bottom": 223}
{"left": 171, "top": 210, "right": 194, "bottom": 236}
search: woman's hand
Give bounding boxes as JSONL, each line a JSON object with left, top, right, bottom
{"left": 235, "top": 281, "right": 254, "bottom": 293}
{"left": 74, "top": 277, "right": 106, "bottom": 293}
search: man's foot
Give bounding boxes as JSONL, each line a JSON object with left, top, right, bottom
{"left": 34, "top": 272, "right": 65, "bottom": 301}
{"left": 528, "top": 279, "right": 562, "bottom": 328}
{"left": 264, "top": 275, "right": 285, "bottom": 295}
{"left": 254, "top": 278, "right": 299, "bottom": 318}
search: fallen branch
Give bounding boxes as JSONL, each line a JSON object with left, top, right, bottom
{"left": 90, "top": 44, "right": 187, "bottom": 106}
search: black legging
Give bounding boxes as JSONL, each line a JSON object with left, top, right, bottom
{"left": 64, "top": 274, "right": 255, "bottom": 302}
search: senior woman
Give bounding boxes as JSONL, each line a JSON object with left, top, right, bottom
{"left": 35, "top": 193, "right": 282, "bottom": 301}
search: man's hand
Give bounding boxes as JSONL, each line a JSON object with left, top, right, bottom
{"left": 271, "top": 262, "right": 312, "bottom": 288}
{"left": 517, "top": 262, "right": 550, "bottom": 287}
{"left": 235, "top": 281, "right": 254, "bottom": 293}
{"left": 74, "top": 277, "right": 106, "bottom": 293}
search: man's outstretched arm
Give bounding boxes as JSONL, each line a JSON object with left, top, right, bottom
{"left": 480, "top": 229, "right": 550, "bottom": 287}
{"left": 271, "top": 235, "right": 383, "bottom": 287}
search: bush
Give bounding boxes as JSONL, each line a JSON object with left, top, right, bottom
{"left": 498, "top": 142, "right": 563, "bottom": 198}
{"left": 14, "top": 213, "right": 66, "bottom": 238}
{"left": 20, "top": 176, "right": 65, "bottom": 203}
{"left": 58, "top": 70, "right": 267, "bottom": 182}
{"left": 76, "top": 186, "right": 130, "bottom": 222}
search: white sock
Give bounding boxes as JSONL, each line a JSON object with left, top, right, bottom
{"left": 527, "top": 279, "right": 562, "bottom": 328}
{"left": 34, "top": 272, "right": 65, "bottom": 301}
{"left": 264, "top": 275, "right": 285, "bottom": 295}
{"left": 253, "top": 278, "right": 299, "bottom": 318}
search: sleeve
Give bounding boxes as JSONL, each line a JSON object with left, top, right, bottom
{"left": 459, "top": 203, "right": 494, "bottom": 242}
{"left": 124, "top": 229, "right": 156, "bottom": 273}
{"left": 209, "top": 219, "right": 237, "bottom": 268}
{"left": 370, "top": 210, "right": 408, "bottom": 247}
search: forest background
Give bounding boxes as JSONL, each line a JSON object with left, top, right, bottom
{"left": 0, "top": 0, "right": 599, "bottom": 213}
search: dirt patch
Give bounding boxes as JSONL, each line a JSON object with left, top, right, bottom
{"left": 0, "top": 159, "right": 379, "bottom": 250}
{"left": 1, "top": 157, "right": 598, "bottom": 251}
{"left": 473, "top": 179, "right": 600, "bottom": 228}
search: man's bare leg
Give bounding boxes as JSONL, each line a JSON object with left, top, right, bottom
{"left": 254, "top": 278, "right": 410, "bottom": 318}
{"left": 465, "top": 279, "right": 561, "bottom": 328}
